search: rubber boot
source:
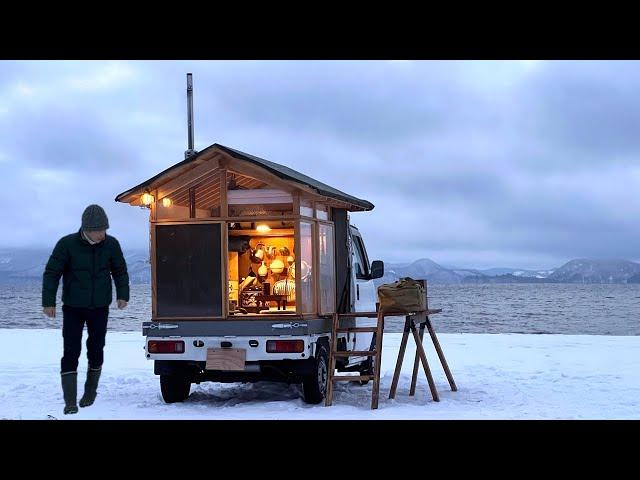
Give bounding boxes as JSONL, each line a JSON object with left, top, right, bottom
{"left": 79, "top": 367, "right": 102, "bottom": 408}
{"left": 61, "top": 371, "right": 78, "bottom": 415}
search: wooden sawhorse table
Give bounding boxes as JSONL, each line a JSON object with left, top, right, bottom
{"left": 388, "top": 307, "right": 458, "bottom": 401}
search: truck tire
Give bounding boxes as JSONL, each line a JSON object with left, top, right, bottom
{"left": 302, "top": 345, "right": 329, "bottom": 404}
{"left": 160, "top": 374, "right": 191, "bottom": 403}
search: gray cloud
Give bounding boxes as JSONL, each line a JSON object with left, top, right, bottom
{"left": 0, "top": 60, "right": 638, "bottom": 270}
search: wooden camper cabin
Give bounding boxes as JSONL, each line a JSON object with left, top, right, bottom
{"left": 115, "top": 143, "right": 374, "bottom": 321}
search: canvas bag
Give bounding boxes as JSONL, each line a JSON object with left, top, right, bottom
{"left": 377, "top": 277, "right": 426, "bottom": 313}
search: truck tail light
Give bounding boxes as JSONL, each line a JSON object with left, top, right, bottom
{"left": 148, "top": 340, "right": 185, "bottom": 354}
{"left": 266, "top": 340, "right": 304, "bottom": 353}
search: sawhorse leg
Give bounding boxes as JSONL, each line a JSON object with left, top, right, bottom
{"left": 410, "top": 317, "right": 439, "bottom": 402}
{"left": 388, "top": 316, "right": 411, "bottom": 400}
{"left": 426, "top": 317, "right": 457, "bottom": 391}
{"left": 409, "top": 317, "right": 426, "bottom": 396}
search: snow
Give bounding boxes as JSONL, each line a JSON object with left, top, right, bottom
{"left": 1, "top": 328, "right": 639, "bottom": 419}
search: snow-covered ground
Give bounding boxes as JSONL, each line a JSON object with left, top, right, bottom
{"left": 1, "top": 328, "right": 639, "bottom": 419}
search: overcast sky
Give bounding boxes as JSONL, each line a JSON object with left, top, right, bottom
{"left": 0, "top": 60, "right": 638, "bottom": 269}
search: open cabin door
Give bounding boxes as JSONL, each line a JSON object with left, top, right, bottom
{"left": 154, "top": 222, "right": 224, "bottom": 318}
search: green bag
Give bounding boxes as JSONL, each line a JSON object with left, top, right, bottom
{"left": 377, "top": 277, "right": 426, "bottom": 314}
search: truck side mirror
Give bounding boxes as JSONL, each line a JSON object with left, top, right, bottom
{"left": 370, "top": 260, "right": 384, "bottom": 279}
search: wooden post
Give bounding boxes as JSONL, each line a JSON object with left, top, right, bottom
{"left": 371, "top": 310, "right": 385, "bottom": 409}
{"left": 426, "top": 317, "right": 458, "bottom": 391}
{"left": 325, "top": 312, "right": 339, "bottom": 406}
{"left": 389, "top": 316, "right": 411, "bottom": 400}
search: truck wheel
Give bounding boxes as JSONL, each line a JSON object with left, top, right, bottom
{"left": 160, "top": 374, "right": 191, "bottom": 403}
{"left": 302, "top": 345, "right": 329, "bottom": 404}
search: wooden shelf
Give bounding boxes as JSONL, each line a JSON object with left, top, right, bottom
{"left": 229, "top": 229, "right": 294, "bottom": 237}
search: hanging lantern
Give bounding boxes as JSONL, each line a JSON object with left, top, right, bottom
{"left": 141, "top": 193, "right": 154, "bottom": 206}
{"left": 162, "top": 197, "right": 172, "bottom": 207}
{"left": 270, "top": 259, "right": 284, "bottom": 274}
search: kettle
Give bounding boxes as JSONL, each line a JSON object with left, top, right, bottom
{"left": 265, "top": 245, "right": 277, "bottom": 259}
{"left": 250, "top": 242, "right": 265, "bottom": 264}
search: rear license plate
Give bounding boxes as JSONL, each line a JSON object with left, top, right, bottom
{"left": 206, "top": 348, "right": 246, "bottom": 371}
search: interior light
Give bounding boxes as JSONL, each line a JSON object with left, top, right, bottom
{"left": 162, "top": 197, "right": 172, "bottom": 207}
{"left": 256, "top": 224, "right": 271, "bottom": 233}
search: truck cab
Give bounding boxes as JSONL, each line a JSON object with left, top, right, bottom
{"left": 115, "top": 143, "right": 383, "bottom": 404}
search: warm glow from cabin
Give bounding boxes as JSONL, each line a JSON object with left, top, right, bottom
{"left": 141, "top": 193, "right": 154, "bottom": 205}
{"left": 256, "top": 224, "right": 271, "bottom": 233}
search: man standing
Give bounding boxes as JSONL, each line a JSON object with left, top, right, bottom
{"left": 42, "top": 204, "right": 130, "bottom": 415}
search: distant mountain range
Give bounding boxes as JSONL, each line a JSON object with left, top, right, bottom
{"left": 1, "top": 248, "right": 639, "bottom": 285}
{"left": 0, "top": 248, "right": 152, "bottom": 284}
{"left": 376, "top": 258, "right": 640, "bottom": 285}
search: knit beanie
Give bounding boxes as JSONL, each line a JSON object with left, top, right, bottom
{"left": 81, "top": 204, "right": 109, "bottom": 231}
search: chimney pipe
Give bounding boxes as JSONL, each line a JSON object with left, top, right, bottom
{"left": 185, "top": 73, "right": 197, "bottom": 159}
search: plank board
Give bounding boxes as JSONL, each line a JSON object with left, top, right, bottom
{"left": 206, "top": 348, "right": 246, "bottom": 371}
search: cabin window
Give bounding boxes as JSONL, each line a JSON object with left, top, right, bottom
{"left": 299, "top": 199, "right": 314, "bottom": 218}
{"left": 299, "top": 221, "right": 315, "bottom": 313}
{"left": 227, "top": 220, "right": 296, "bottom": 316}
{"left": 315, "top": 204, "right": 329, "bottom": 220}
{"left": 318, "top": 222, "right": 335, "bottom": 314}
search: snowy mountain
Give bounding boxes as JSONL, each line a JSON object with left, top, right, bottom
{"left": 478, "top": 268, "right": 555, "bottom": 279}
{"left": 546, "top": 259, "right": 640, "bottom": 284}
{"left": 376, "top": 258, "right": 465, "bottom": 286}
{"left": 377, "top": 258, "right": 640, "bottom": 285}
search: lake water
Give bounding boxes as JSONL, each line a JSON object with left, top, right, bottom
{"left": 1, "top": 282, "right": 639, "bottom": 335}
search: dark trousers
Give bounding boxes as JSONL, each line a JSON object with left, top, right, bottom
{"left": 61, "top": 305, "right": 109, "bottom": 374}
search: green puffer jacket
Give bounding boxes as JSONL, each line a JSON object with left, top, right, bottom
{"left": 42, "top": 229, "right": 130, "bottom": 308}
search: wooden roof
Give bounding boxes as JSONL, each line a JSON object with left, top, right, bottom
{"left": 114, "top": 143, "right": 374, "bottom": 212}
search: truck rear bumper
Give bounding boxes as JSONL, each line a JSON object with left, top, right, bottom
{"left": 145, "top": 335, "right": 315, "bottom": 362}
{"left": 154, "top": 358, "right": 318, "bottom": 383}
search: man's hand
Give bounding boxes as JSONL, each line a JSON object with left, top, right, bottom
{"left": 117, "top": 299, "right": 128, "bottom": 309}
{"left": 43, "top": 307, "right": 56, "bottom": 318}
